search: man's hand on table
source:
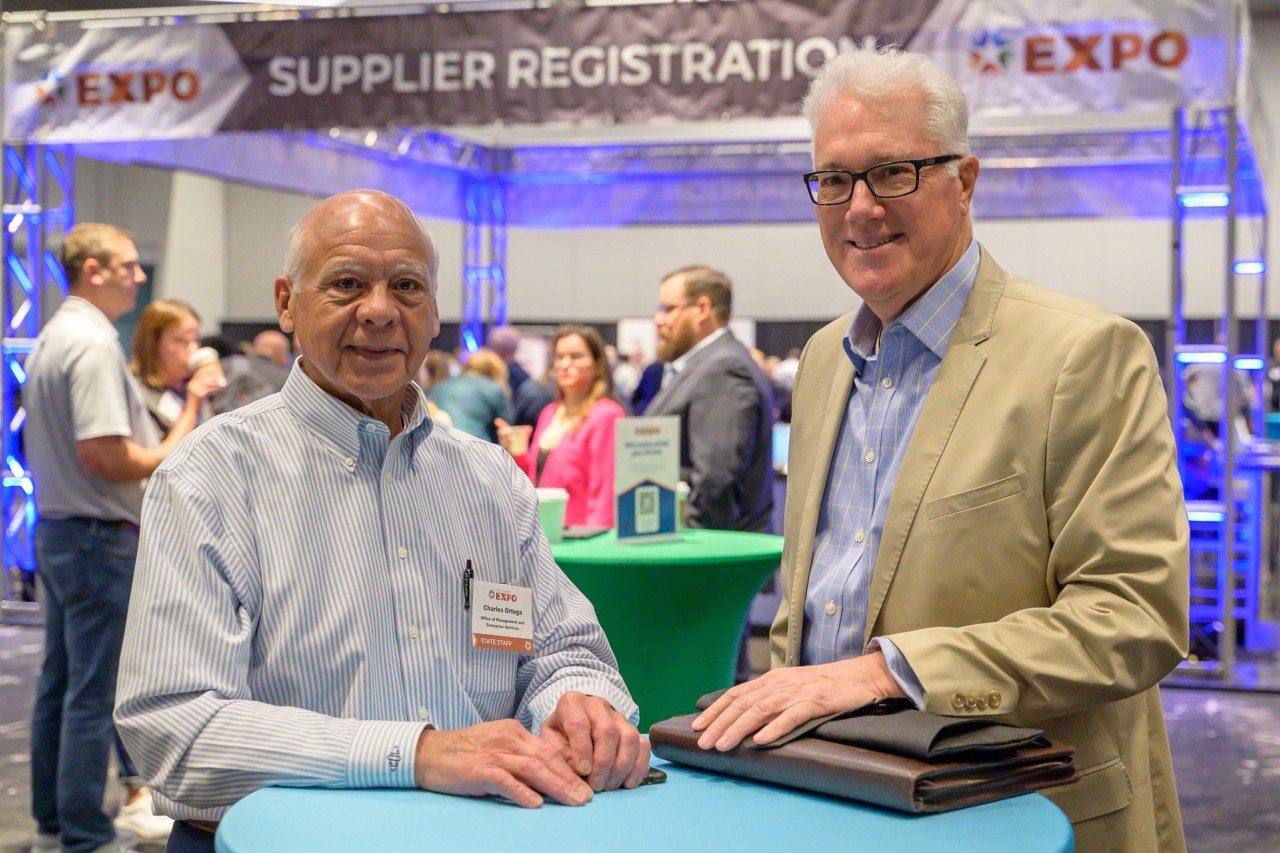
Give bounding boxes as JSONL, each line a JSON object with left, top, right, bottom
{"left": 691, "top": 652, "right": 905, "bottom": 751}
{"left": 539, "top": 692, "right": 651, "bottom": 792}
{"left": 414, "top": 719, "right": 593, "bottom": 808}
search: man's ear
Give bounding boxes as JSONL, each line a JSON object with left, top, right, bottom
{"left": 81, "top": 257, "right": 105, "bottom": 286}
{"left": 274, "top": 277, "right": 295, "bottom": 333}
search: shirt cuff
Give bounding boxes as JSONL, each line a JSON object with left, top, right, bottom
{"left": 346, "top": 721, "right": 430, "bottom": 788}
{"left": 872, "top": 638, "right": 926, "bottom": 709}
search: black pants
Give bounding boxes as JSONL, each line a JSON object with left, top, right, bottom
{"left": 165, "top": 821, "right": 216, "bottom": 853}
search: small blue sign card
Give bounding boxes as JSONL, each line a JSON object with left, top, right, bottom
{"left": 615, "top": 416, "right": 680, "bottom": 544}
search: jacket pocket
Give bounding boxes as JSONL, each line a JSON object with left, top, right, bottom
{"left": 926, "top": 473, "right": 1025, "bottom": 521}
{"left": 1044, "top": 756, "right": 1133, "bottom": 823}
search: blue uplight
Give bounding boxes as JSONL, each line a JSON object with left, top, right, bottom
{"left": 1175, "top": 351, "right": 1228, "bottom": 364}
{"left": 1187, "top": 510, "right": 1227, "bottom": 523}
{"left": 1234, "top": 260, "right": 1266, "bottom": 275}
{"left": 1178, "top": 192, "right": 1231, "bottom": 208}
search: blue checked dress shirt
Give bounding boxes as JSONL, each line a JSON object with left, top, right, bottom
{"left": 116, "top": 363, "right": 636, "bottom": 820}
{"left": 802, "top": 239, "right": 980, "bottom": 704}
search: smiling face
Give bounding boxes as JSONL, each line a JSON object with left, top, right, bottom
{"left": 274, "top": 192, "right": 440, "bottom": 430}
{"left": 813, "top": 89, "right": 978, "bottom": 323}
{"left": 157, "top": 313, "right": 201, "bottom": 389}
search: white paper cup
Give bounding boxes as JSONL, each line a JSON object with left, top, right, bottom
{"left": 535, "top": 487, "right": 569, "bottom": 543}
{"left": 677, "top": 481, "right": 690, "bottom": 528}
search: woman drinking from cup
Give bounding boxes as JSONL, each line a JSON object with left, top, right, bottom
{"left": 131, "top": 299, "right": 224, "bottom": 436}
{"left": 498, "top": 324, "right": 624, "bottom": 528}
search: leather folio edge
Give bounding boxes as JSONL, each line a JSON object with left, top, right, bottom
{"left": 648, "top": 713, "right": 1078, "bottom": 814}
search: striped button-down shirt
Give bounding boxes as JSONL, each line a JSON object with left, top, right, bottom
{"left": 116, "top": 363, "right": 635, "bottom": 820}
{"left": 802, "top": 240, "right": 980, "bottom": 700}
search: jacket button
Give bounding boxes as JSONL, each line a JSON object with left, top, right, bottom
{"left": 965, "top": 693, "right": 978, "bottom": 710}
{"left": 976, "top": 696, "right": 988, "bottom": 710}
{"left": 987, "top": 691, "right": 1001, "bottom": 709}
{"left": 951, "top": 692, "right": 965, "bottom": 710}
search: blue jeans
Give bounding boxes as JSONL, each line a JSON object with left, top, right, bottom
{"left": 164, "top": 821, "right": 216, "bottom": 853}
{"left": 31, "top": 517, "right": 139, "bottom": 853}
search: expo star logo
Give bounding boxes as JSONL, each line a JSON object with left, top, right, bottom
{"left": 35, "top": 70, "right": 67, "bottom": 107}
{"left": 969, "top": 29, "right": 1013, "bottom": 75}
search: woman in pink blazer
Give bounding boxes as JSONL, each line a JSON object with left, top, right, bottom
{"left": 498, "top": 325, "right": 624, "bottom": 528}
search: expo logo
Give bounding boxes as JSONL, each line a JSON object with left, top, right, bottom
{"left": 488, "top": 590, "right": 518, "bottom": 602}
{"left": 73, "top": 68, "right": 201, "bottom": 106}
{"left": 969, "top": 28, "right": 1189, "bottom": 75}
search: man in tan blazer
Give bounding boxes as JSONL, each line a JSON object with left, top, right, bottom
{"left": 692, "top": 46, "right": 1189, "bottom": 852}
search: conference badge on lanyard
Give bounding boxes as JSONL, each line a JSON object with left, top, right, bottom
{"left": 471, "top": 580, "right": 535, "bottom": 653}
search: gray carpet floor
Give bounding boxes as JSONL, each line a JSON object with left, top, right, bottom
{"left": 1, "top": 622, "right": 1278, "bottom": 852}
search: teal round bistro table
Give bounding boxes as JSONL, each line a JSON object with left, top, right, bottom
{"left": 550, "top": 528, "right": 783, "bottom": 731}
{"left": 215, "top": 761, "right": 1074, "bottom": 853}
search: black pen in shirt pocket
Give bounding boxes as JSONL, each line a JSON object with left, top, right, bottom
{"left": 463, "top": 559, "right": 474, "bottom": 610}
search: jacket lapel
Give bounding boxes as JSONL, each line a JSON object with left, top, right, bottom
{"left": 861, "top": 249, "right": 1004, "bottom": 647}
{"left": 785, "top": 327, "right": 856, "bottom": 663}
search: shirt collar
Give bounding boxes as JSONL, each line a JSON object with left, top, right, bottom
{"left": 842, "top": 238, "right": 981, "bottom": 373}
{"left": 60, "top": 295, "right": 120, "bottom": 340}
{"left": 279, "top": 359, "right": 430, "bottom": 465}
{"left": 671, "top": 326, "right": 728, "bottom": 375}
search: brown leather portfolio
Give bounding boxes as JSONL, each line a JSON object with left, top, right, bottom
{"left": 649, "top": 712, "right": 1078, "bottom": 814}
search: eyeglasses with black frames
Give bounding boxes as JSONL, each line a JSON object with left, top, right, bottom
{"left": 803, "top": 154, "right": 963, "bottom": 205}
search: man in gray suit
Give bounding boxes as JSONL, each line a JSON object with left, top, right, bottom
{"left": 645, "top": 266, "right": 774, "bottom": 533}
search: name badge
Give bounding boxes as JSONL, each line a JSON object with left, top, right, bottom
{"left": 471, "top": 580, "right": 535, "bottom": 653}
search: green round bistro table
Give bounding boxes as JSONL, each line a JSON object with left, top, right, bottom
{"left": 550, "top": 528, "right": 783, "bottom": 731}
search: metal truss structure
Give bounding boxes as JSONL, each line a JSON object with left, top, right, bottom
{"left": 1, "top": 144, "right": 72, "bottom": 622}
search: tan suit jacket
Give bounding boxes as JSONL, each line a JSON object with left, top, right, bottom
{"left": 771, "top": 248, "right": 1189, "bottom": 852}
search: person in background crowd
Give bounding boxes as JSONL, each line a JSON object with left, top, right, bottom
{"left": 25, "top": 224, "right": 217, "bottom": 853}
{"left": 115, "top": 190, "right": 649, "bottom": 853}
{"left": 692, "top": 45, "right": 1189, "bottom": 853}
{"left": 131, "top": 300, "right": 223, "bottom": 435}
{"left": 428, "top": 348, "right": 512, "bottom": 442}
{"left": 611, "top": 349, "right": 644, "bottom": 409}
{"left": 414, "top": 349, "right": 455, "bottom": 427}
{"left": 497, "top": 325, "right": 625, "bottom": 528}
{"left": 215, "top": 330, "right": 291, "bottom": 414}
{"left": 629, "top": 359, "right": 664, "bottom": 416}
{"left": 645, "top": 265, "right": 774, "bottom": 533}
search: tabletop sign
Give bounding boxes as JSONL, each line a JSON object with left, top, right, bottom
{"left": 470, "top": 580, "right": 535, "bottom": 653}
{"left": 615, "top": 415, "right": 680, "bottom": 544}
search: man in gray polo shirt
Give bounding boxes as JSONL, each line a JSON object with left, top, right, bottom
{"left": 24, "top": 223, "right": 220, "bottom": 853}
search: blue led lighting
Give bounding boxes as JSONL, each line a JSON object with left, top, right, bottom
{"left": 8, "top": 358, "right": 27, "bottom": 385}
{"left": 2, "top": 476, "right": 32, "bottom": 496}
{"left": 6, "top": 255, "right": 34, "bottom": 296}
{"left": 461, "top": 329, "right": 479, "bottom": 354}
{"left": 1178, "top": 192, "right": 1231, "bottom": 208}
{"left": 1175, "top": 351, "right": 1228, "bottom": 364}
{"left": 1187, "top": 510, "right": 1227, "bottom": 522}
{"left": 1233, "top": 357, "right": 1266, "bottom": 370}
{"left": 1234, "top": 260, "right": 1266, "bottom": 275}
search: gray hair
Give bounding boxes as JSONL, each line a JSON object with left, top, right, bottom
{"left": 801, "top": 45, "right": 970, "bottom": 170}
{"left": 282, "top": 194, "right": 440, "bottom": 295}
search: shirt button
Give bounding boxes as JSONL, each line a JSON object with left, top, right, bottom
{"left": 343, "top": 456, "right": 354, "bottom": 468}
{"left": 418, "top": 707, "right": 430, "bottom": 721}
{"left": 825, "top": 601, "right": 836, "bottom": 616}
{"left": 864, "top": 450, "right": 875, "bottom": 463}
{"left": 854, "top": 529, "right": 865, "bottom": 543}
{"left": 408, "top": 626, "right": 419, "bottom": 639}
{"left": 385, "top": 472, "right": 394, "bottom": 484}
{"left": 364, "top": 423, "right": 379, "bottom": 433}
{"left": 881, "top": 377, "right": 893, "bottom": 389}
{"left": 397, "top": 547, "right": 408, "bottom": 559}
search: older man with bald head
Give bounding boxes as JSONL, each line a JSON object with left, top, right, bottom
{"left": 116, "top": 191, "right": 648, "bottom": 853}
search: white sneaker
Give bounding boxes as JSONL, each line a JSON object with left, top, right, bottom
{"left": 112, "top": 789, "right": 174, "bottom": 844}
